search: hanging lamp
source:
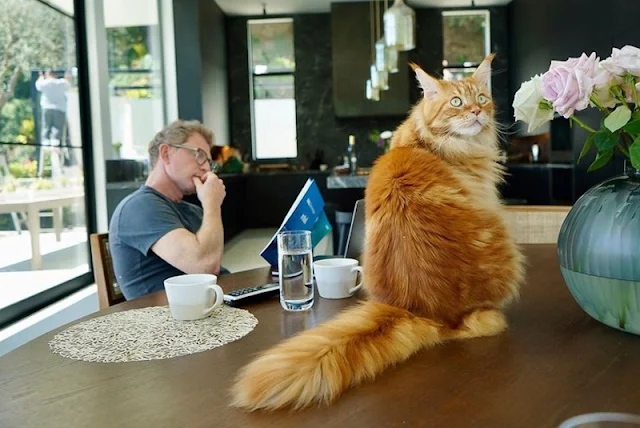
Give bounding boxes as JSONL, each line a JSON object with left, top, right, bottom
{"left": 383, "top": 0, "right": 415, "bottom": 51}
{"left": 373, "top": 0, "right": 389, "bottom": 90}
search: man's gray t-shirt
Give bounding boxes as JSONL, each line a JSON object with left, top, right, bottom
{"left": 109, "top": 186, "right": 203, "bottom": 300}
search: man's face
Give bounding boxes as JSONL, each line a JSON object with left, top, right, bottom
{"left": 163, "top": 133, "right": 212, "bottom": 195}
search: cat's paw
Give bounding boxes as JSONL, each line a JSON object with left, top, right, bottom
{"left": 456, "top": 309, "right": 507, "bottom": 339}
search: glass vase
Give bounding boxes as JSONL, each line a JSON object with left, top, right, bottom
{"left": 558, "top": 166, "right": 640, "bottom": 335}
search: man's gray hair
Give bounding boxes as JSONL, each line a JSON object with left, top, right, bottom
{"left": 148, "top": 120, "right": 215, "bottom": 168}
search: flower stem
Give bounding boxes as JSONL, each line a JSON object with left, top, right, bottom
{"left": 618, "top": 143, "right": 630, "bottom": 158}
{"left": 621, "top": 132, "right": 634, "bottom": 150}
{"left": 570, "top": 115, "right": 597, "bottom": 133}
{"left": 589, "top": 95, "right": 609, "bottom": 115}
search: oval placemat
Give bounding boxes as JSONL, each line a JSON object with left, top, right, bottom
{"left": 48, "top": 305, "right": 258, "bottom": 363}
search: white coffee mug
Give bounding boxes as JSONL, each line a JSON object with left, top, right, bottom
{"left": 164, "top": 274, "right": 224, "bottom": 321}
{"left": 313, "top": 258, "right": 363, "bottom": 299}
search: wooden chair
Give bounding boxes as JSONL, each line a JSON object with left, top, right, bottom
{"left": 90, "top": 233, "right": 126, "bottom": 309}
{"left": 503, "top": 205, "right": 572, "bottom": 244}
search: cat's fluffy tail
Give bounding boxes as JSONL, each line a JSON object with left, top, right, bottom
{"left": 231, "top": 301, "right": 448, "bottom": 411}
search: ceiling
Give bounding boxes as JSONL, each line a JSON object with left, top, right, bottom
{"left": 215, "top": 0, "right": 513, "bottom": 16}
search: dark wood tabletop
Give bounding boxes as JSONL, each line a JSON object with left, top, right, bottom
{"left": 1, "top": 244, "right": 640, "bottom": 428}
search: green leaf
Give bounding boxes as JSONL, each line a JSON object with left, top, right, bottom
{"left": 604, "top": 105, "right": 632, "bottom": 132}
{"left": 594, "top": 130, "right": 619, "bottom": 152}
{"left": 630, "top": 138, "right": 640, "bottom": 170}
{"left": 588, "top": 149, "right": 614, "bottom": 172}
{"left": 578, "top": 133, "right": 595, "bottom": 164}
{"left": 624, "top": 119, "right": 640, "bottom": 134}
{"left": 625, "top": 73, "right": 636, "bottom": 87}
{"left": 633, "top": 110, "right": 640, "bottom": 121}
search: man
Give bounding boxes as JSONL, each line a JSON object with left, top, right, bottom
{"left": 109, "top": 120, "right": 227, "bottom": 300}
{"left": 35, "top": 70, "right": 74, "bottom": 166}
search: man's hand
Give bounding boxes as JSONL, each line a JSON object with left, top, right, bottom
{"left": 192, "top": 172, "right": 226, "bottom": 209}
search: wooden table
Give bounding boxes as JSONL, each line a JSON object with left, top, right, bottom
{"left": 0, "top": 189, "right": 85, "bottom": 269}
{"left": 1, "top": 245, "right": 640, "bottom": 427}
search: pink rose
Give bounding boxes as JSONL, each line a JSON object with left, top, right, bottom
{"left": 541, "top": 53, "right": 601, "bottom": 118}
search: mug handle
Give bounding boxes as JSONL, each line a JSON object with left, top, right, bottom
{"left": 349, "top": 266, "right": 364, "bottom": 294}
{"left": 202, "top": 284, "right": 224, "bottom": 317}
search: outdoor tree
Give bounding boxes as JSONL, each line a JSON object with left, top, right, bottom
{"left": 0, "top": 0, "right": 69, "bottom": 114}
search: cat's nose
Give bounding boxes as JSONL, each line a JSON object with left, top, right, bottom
{"left": 470, "top": 106, "right": 481, "bottom": 116}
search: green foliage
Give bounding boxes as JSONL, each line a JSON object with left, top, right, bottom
{"left": 0, "top": 0, "right": 73, "bottom": 113}
{"left": 604, "top": 105, "right": 632, "bottom": 132}
{"left": 0, "top": 98, "right": 35, "bottom": 143}
{"left": 577, "top": 75, "right": 640, "bottom": 171}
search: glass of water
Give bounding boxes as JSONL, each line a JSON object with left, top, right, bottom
{"left": 277, "top": 230, "right": 314, "bottom": 311}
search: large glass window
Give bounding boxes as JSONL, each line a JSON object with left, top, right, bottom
{"left": 248, "top": 19, "right": 297, "bottom": 160}
{"left": 441, "top": 10, "right": 490, "bottom": 82}
{"left": 0, "top": 0, "right": 89, "bottom": 321}
{"left": 105, "top": 0, "right": 166, "bottom": 161}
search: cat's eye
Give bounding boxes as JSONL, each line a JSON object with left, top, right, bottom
{"left": 477, "top": 94, "right": 488, "bottom": 104}
{"left": 450, "top": 97, "right": 463, "bottom": 107}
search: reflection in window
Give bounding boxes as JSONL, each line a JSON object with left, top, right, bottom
{"left": 441, "top": 10, "right": 490, "bottom": 82}
{"left": 106, "top": 2, "right": 165, "bottom": 160}
{"left": 248, "top": 19, "right": 297, "bottom": 160}
{"left": 0, "top": 0, "right": 89, "bottom": 316}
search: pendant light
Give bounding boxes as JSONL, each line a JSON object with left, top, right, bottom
{"left": 384, "top": 0, "right": 399, "bottom": 73}
{"left": 368, "top": 0, "right": 381, "bottom": 95}
{"left": 366, "top": 79, "right": 380, "bottom": 101}
{"left": 384, "top": 0, "right": 415, "bottom": 51}
{"left": 374, "top": 0, "right": 389, "bottom": 90}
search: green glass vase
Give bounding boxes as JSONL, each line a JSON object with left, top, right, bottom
{"left": 558, "top": 166, "right": 640, "bottom": 335}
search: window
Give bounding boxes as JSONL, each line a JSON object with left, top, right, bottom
{"left": 248, "top": 19, "right": 297, "bottom": 160}
{"left": 441, "top": 10, "right": 490, "bottom": 82}
{"left": 105, "top": 0, "right": 166, "bottom": 160}
{"left": 0, "top": 0, "right": 91, "bottom": 327}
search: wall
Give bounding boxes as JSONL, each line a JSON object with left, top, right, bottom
{"left": 227, "top": 7, "right": 510, "bottom": 168}
{"left": 173, "top": 0, "right": 204, "bottom": 121}
{"left": 508, "top": 0, "right": 640, "bottom": 198}
{"left": 173, "top": 0, "right": 230, "bottom": 140}
{"left": 200, "top": 0, "right": 230, "bottom": 146}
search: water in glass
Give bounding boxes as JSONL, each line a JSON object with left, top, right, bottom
{"left": 278, "top": 231, "right": 314, "bottom": 311}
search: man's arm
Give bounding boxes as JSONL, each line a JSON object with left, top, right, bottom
{"left": 152, "top": 172, "right": 226, "bottom": 274}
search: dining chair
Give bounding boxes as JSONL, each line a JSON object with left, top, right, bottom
{"left": 90, "top": 233, "right": 126, "bottom": 309}
{"left": 503, "top": 205, "right": 572, "bottom": 244}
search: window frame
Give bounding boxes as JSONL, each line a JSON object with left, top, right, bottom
{"left": 441, "top": 9, "right": 491, "bottom": 83}
{"left": 246, "top": 17, "right": 298, "bottom": 163}
{"left": 0, "top": 0, "right": 98, "bottom": 330}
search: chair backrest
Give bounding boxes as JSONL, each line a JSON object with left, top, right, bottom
{"left": 90, "top": 233, "right": 126, "bottom": 309}
{"left": 344, "top": 199, "right": 366, "bottom": 262}
{"left": 503, "top": 205, "right": 571, "bottom": 244}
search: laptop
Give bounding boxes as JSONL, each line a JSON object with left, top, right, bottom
{"left": 344, "top": 199, "right": 365, "bottom": 263}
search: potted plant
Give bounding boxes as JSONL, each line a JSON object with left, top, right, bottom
{"left": 514, "top": 45, "right": 640, "bottom": 335}
{"left": 112, "top": 141, "right": 123, "bottom": 159}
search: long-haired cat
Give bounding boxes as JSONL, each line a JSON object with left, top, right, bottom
{"left": 231, "top": 53, "right": 524, "bottom": 411}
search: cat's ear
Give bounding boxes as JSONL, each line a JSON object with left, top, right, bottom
{"left": 473, "top": 53, "right": 495, "bottom": 91}
{"left": 410, "top": 62, "right": 440, "bottom": 101}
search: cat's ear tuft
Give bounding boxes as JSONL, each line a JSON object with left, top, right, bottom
{"left": 473, "top": 53, "right": 495, "bottom": 91}
{"left": 413, "top": 65, "right": 440, "bottom": 101}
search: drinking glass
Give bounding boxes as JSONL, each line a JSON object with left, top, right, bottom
{"left": 277, "top": 230, "right": 314, "bottom": 311}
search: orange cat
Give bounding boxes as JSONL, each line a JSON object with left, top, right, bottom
{"left": 231, "top": 53, "right": 524, "bottom": 411}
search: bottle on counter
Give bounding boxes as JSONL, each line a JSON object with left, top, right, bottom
{"left": 347, "top": 135, "right": 358, "bottom": 175}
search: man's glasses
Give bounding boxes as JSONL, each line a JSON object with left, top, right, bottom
{"left": 167, "top": 143, "right": 217, "bottom": 171}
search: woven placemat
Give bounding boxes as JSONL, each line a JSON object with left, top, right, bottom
{"left": 48, "top": 305, "right": 258, "bottom": 363}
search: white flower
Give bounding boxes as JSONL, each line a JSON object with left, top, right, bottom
{"left": 592, "top": 69, "right": 622, "bottom": 108}
{"left": 380, "top": 130, "right": 393, "bottom": 139}
{"left": 513, "top": 74, "right": 554, "bottom": 133}
{"left": 600, "top": 45, "right": 640, "bottom": 76}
